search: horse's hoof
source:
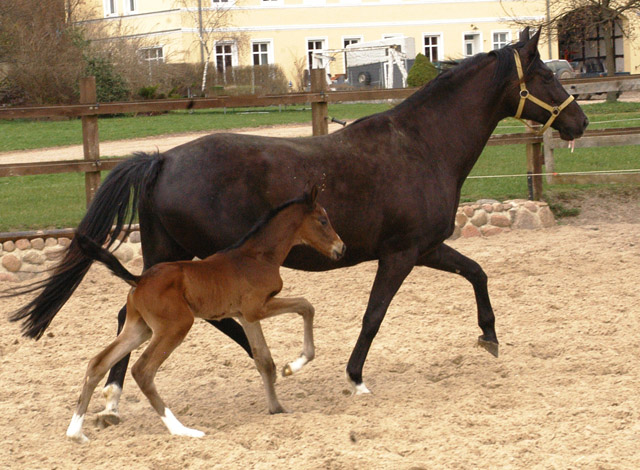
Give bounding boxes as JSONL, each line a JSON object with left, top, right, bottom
{"left": 477, "top": 336, "right": 499, "bottom": 358}
{"left": 67, "top": 432, "right": 89, "bottom": 444}
{"left": 96, "top": 411, "right": 121, "bottom": 429}
{"left": 282, "top": 364, "right": 293, "bottom": 377}
{"left": 269, "top": 405, "right": 288, "bottom": 414}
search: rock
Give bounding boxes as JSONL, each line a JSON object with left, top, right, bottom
{"left": 538, "top": 206, "right": 556, "bottom": 227}
{"left": 511, "top": 208, "right": 541, "bottom": 230}
{"left": 113, "top": 244, "right": 134, "bottom": 263}
{"left": 470, "top": 211, "right": 488, "bottom": 227}
{"left": 524, "top": 201, "right": 539, "bottom": 213}
{"left": 30, "top": 238, "right": 45, "bottom": 250}
{"left": 449, "top": 225, "right": 461, "bottom": 240}
{"left": 3, "top": 241, "right": 16, "bottom": 252}
{"left": 44, "top": 245, "right": 66, "bottom": 261}
{"left": 463, "top": 206, "right": 475, "bottom": 217}
{"left": 128, "top": 231, "right": 141, "bottom": 243}
{"left": 455, "top": 213, "right": 467, "bottom": 227}
{"left": 481, "top": 204, "right": 494, "bottom": 213}
{"left": 15, "top": 239, "right": 31, "bottom": 250}
{"left": 489, "top": 213, "right": 511, "bottom": 228}
{"left": 2, "top": 255, "right": 21, "bottom": 273}
{"left": 0, "top": 272, "right": 19, "bottom": 282}
{"left": 477, "top": 199, "right": 500, "bottom": 205}
{"left": 461, "top": 225, "right": 481, "bottom": 238}
{"left": 481, "top": 226, "right": 503, "bottom": 237}
{"left": 58, "top": 237, "right": 72, "bottom": 247}
{"left": 22, "top": 251, "right": 46, "bottom": 265}
{"left": 44, "top": 238, "right": 58, "bottom": 247}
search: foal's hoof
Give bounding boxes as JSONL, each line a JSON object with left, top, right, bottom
{"left": 96, "top": 411, "right": 121, "bottom": 429}
{"left": 282, "top": 364, "right": 293, "bottom": 377}
{"left": 67, "top": 432, "right": 90, "bottom": 445}
{"left": 477, "top": 336, "right": 499, "bottom": 358}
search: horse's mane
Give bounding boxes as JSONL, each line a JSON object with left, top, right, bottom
{"left": 221, "top": 194, "right": 308, "bottom": 252}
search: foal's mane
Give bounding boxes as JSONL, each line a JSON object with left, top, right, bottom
{"left": 221, "top": 194, "right": 309, "bottom": 252}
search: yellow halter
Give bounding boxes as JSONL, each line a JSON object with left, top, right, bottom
{"left": 513, "top": 50, "right": 575, "bottom": 135}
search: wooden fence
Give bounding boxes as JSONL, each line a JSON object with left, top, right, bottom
{"left": 1, "top": 70, "right": 639, "bottom": 205}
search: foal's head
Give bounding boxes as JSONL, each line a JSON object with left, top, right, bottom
{"left": 296, "top": 186, "right": 346, "bottom": 261}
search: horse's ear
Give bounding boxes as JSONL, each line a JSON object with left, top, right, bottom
{"left": 520, "top": 28, "right": 541, "bottom": 62}
{"left": 309, "top": 185, "right": 319, "bottom": 204}
{"left": 519, "top": 27, "right": 530, "bottom": 42}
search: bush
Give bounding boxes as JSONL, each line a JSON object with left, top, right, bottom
{"left": 407, "top": 53, "right": 438, "bottom": 87}
{"left": 84, "top": 56, "right": 130, "bottom": 102}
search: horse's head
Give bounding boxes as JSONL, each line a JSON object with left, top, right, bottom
{"left": 297, "top": 185, "right": 346, "bottom": 261}
{"left": 506, "top": 28, "right": 588, "bottom": 141}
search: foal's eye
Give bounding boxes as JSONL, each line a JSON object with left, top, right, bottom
{"left": 319, "top": 217, "right": 328, "bottom": 226}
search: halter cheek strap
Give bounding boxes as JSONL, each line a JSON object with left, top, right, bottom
{"left": 513, "top": 50, "right": 575, "bottom": 135}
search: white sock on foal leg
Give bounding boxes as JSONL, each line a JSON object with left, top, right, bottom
{"left": 282, "top": 355, "right": 309, "bottom": 376}
{"left": 66, "top": 413, "right": 89, "bottom": 444}
{"left": 160, "top": 408, "right": 205, "bottom": 438}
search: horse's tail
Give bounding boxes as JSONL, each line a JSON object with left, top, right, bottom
{"left": 74, "top": 233, "right": 140, "bottom": 287}
{"left": 5, "top": 151, "right": 163, "bottom": 339}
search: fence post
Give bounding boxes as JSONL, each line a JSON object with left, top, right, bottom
{"left": 310, "top": 68, "right": 328, "bottom": 136}
{"left": 525, "top": 120, "right": 543, "bottom": 201}
{"left": 542, "top": 128, "right": 555, "bottom": 184}
{"left": 80, "top": 76, "right": 101, "bottom": 207}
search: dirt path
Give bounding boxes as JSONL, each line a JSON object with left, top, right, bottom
{"left": 0, "top": 122, "right": 347, "bottom": 165}
{"left": 1, "top": 195, "right": 639, "bottom": 469}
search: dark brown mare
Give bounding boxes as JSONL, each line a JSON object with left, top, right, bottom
{"left": 66, "top": 187, "right": 345, "bottom": 443}
{"left": 10, "top": 29, "right": 588, "bottom": 421}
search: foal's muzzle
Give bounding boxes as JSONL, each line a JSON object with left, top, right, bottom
{"left": 332, "top": 242, "right": 347, "bottom": 260}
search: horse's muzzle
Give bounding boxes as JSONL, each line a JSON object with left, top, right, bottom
{"left": 332, "top": 242, "right": 346, "bottom": 260}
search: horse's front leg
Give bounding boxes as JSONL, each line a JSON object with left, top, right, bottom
{"left": 347, "top": 248, "right": 418, "bottom": 395}
{"left": 418, "top": 243, "right": 499, "bottom": 357}
{"left": 258, "top": 297, "right": 316, "bottom": 377}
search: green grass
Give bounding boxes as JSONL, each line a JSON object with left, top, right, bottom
{"left": 1, "top": 101, "right": 639, "bottom": 231}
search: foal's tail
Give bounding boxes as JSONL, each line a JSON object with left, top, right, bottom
{"left": 74, "top": 233, "right": 140, "bottom": 287}
{"left": 5, "top": 152, "right": 163, "bottom": 339}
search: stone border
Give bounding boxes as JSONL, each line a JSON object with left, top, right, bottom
{"left": 0, "top": 200, "right": 555, "bottom": 282}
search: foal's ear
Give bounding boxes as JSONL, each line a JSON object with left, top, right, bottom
{"left": 520, "top": 28, "right": 541, "bottom": 62}
{"left": 305, "top": 184, "right": 319, "bottom": 206}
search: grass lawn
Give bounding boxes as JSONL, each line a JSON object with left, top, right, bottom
{"left": 1, "top": 100, "right": 639, "bottom": 232}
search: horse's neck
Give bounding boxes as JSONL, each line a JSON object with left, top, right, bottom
{"left": 238, "top": 208, "right": 302, "bottom": 265}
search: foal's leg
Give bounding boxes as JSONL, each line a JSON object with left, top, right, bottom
{"left": 417, "top": 243, "right": 499, "bottom": 357}
{"left": 257, "top": 297, "right": 316, "bottom": 377}
{"left": 131, "top": 310, "right": 203, "bottom": 438}
{"left": 237, "top": 317, "right": 286, "bottom": 414}
{"left": 67, "top": 314, "right": 151, "bottom": 444}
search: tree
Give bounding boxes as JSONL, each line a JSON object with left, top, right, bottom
{"left": 175, "top": 0, "right": 247, "bottom": 94}
{"left": 406, "top": 53, "right": 438, "bottom": 87}
{"left": 502, "top": 0, "right": 640, "bottom": 102}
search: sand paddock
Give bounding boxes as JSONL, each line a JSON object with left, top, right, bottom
{"left": 1, "top": 194, "right": 639, "bottom": 469}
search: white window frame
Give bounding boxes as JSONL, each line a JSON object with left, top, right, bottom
{"left": 124, "top": 0, "right": 138, "bottom": 15}
{"left": 104, "top": 0, "right": 117, "bottom": 17}
{"left": 463, "top": 32, "right": 482, "bottom": 57}
{"left": 261, "top": 0, "right": 283, "bottom": 5}
{"left": 307, "top": 37, "right": 328, "bottom": 71}
{"left": 139, "top": 46, "right": 165, "bottom": 63}
{"left": 251, "top": 39, "right": 274, "bottom": 66}
{"left": 422, "top": 33, "right": 443, "bottom": 62}
{"left": 342, "top": 36, "right": 362, "bottom": 73}
{"left": 214, "top": 41, "right": 238, "bottom": 74}
{"left": 492, "top": 31, "right": 511, "bottom": 50}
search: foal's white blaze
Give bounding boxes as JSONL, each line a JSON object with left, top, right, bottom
{"left": 161, "top": 408, "right": 205, "bottom": 438}
{"left": 66, "top": 413, "right": 88, "bottom": 443}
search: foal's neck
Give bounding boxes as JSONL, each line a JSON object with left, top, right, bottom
{"left": 236, "top": 206, "right": 304, "bottom": 265}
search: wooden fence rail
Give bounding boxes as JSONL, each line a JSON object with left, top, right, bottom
{"left": 1, "top": 72, "right": 640, "bottom": 204}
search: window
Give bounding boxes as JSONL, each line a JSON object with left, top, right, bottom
{"left": 140, "top": 47, "right": 164, "bottom": 63}
{"left": 124, "top": 0, "right": 137, "bottom": 14}
{"left": 104, "top": 0, "right": 117, "bottom": 16}
{"left": 492, "top": 32, "right": 510, "bottom": 50}
{"left": 423, "top": 35, "right": 440, "bottom": 62}
{"left": 307, "top": 39, "right": 326, "bottom": 70}
{"left": 252, "top": 42, "right": 271, "bottom": 66}
{"left": 216, "top": 42, "right": 235, "bottom": 73}
{"left": 464, "top": 33, "right": 481, "bottom": 57}
{"left": 343, "top": 37, "right": 361, "bottom": 72}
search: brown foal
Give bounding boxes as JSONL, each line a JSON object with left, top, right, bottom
{"left": 66, "top": 187, "right": 345, "bottom": 443}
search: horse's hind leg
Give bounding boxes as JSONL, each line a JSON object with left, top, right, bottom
{"left": 237, "top": 317, "right": 286, "bottom": 414}
{"left": 418, "top": 243, "right": 499, "bottom": 357}
{"left": 67, "top": 313, "right": 151, "bottom": 444}
{"left": 131, "top": 309, "right": 202, "bottom": 438}
{"left": 258, "top": 297, "right": 316, "bottom": 377}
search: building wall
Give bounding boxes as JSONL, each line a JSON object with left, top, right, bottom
{"left": 82, "top": 0, "right": 640, "bottom": 84}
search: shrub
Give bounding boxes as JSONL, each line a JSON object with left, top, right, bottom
{"left": 84, "top": 56, "right": 130, "bottom": 102}
{"left": 407, "top": 53, "right": 438, "bottom": 87}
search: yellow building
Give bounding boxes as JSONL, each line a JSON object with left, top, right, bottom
{"left": 79, "top": 0, "right": 637, "bottom": 86}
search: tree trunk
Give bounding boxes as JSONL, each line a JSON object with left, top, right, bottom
{"left": 201, "top": 59, "right": 209, "bottom": 95}
{"left": 603, "top": 19, "right": 618, "bottom": 102}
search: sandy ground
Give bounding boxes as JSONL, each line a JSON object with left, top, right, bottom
{"left": 1, "top": 192, "right": 639, "bottom": 469}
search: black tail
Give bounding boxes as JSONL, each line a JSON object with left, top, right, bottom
{"left": 74, "top": 233, "right": 140, "bottom": 287}
{"left": 5, "top": 152, "right": 163, "bottom": 339}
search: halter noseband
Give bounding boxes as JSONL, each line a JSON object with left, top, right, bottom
{"left": 513, "top": 50, "right": 574, "bottom": 135}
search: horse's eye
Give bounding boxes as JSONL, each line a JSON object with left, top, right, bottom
{"left": 319, "top": 217, "right": 328, "bottom": 226}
